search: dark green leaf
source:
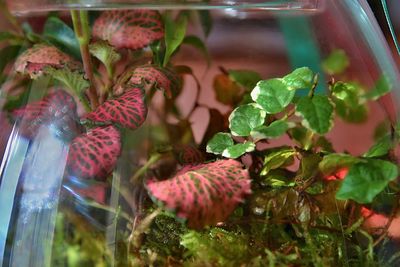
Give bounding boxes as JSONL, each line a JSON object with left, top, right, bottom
{"left": 250, "top": 119, "right": 289, "bottom": 141}
{"left": 282, "top": 67, "right": 314, "bottom": 90}
{"left": 229, "top": 103, "right": 266, "bottom": 136}
{"left": 251, "top": 78, "right": 295, "bottom": 114}
{"left": 319, "top": 153, "right": 362, "bottom": 175}
{"left": 261, "top": 147, "right": 297, "bottom": 175}
{"left": 198, "top": 10, "right": 213, "bottom": 37}
{"left": 222, "top": 141, "right": 255, "bottom": 159}
{"left": 363, "top": 135, "right": 394, "bottom": 158}
{"left": 43, "top": 16, "right": 81, "bottom": 59}
{"left": 0, "top": 45, "right": 22, "bottom": 75}
{"left": 322, "top": 49, "right": 349, "bottom": 75}
{"left": 0, "top": 32, "right": 23, "bottom": 44}
{"left": 163, "top": 13, "right": 188, "bottom": 67}
{"left": 183, "top": 35, "right": 210, "bottom": 65}
{"left": 296, "top": 95, "right": 334, "bottom": 134}
{"left": 206, "top": 132, "right": 234, "bottom": 155}
{"left": 228, "top": 70, "right": 262, "bottom": 90}
{"left": 364, "top": 75, "right": 392, "bottom": 100}
{"left": 336, "top": 159, "right": 398, "bottom": 203}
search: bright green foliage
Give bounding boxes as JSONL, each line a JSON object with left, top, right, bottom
{"left": 363, "top": 135, "right": 394, "bottom": 158}
{"left": 365, "top": 75, "right": 392, "bottom": 100}
{"left": 47, "top": 68, "right": 89, "bottom": 94}
{"left": 261, "top": 147, "right": 297, "bottom": 176}
{"left": 331, "top": 82, "right": 368, "bottom": 123}
{"left": 228, "top": 69, "right": 262, "bottom": 89}
{"left": 282, "top": 67, "right": 314, "bottom": 90}
{"left": 336, "top": 159, "right": 398, "bottom": 203}
{"left": 206, "top": 132, "right": 234, "bottom": 155}
{"left": 163, "top": 12, "right": 188, "bottom": 66}
{"left": 222, "top": 141, "right": 255, "bottom": 158}
{"left": 229, "top": 103, "right": 266, "bottom": 136}
{"left": 181, "top": 228, "right": 251, "bottom": 266}
{"left": 319, "top": 153, "right": 362, "bottom": 175}
{"left": 251, "top": 78, "right": 295, "bottom": 114}
{"left": 89, "top": 41, "right": 121, "bottom": 77}
{"left": 251, "top": 119, "right": 290, "bottom": 141}
{"left": 296, "top": 95, "right": 334, "bottom": 134}
{"left": 322, "top": 49, "right": 350, "bottom": 75}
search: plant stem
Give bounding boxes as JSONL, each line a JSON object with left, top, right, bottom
{"left": 71, "top": 10, "right": 99, "bottom": 109}
{"left": 130, "top": 153, "right": 162, "bottom": 184}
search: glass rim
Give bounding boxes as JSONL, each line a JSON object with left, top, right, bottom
{"left": 7, "top": 0, "right": 321, "bottom": 15}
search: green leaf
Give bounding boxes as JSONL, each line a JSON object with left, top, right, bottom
{"left": 206, "top": 132, "right": 234, "bottom": 155}
{"left": 183, "top": 35, "right": 210, "bottom": 65}
{"left": 163, "top": 12, "right": 188, "bottom": 67}
{"left": 322, "top": 49, "right": 350, "bottom": 75}
{"left": 282, "top": 67, "right": 314, "bottom": 90}
{"left": 319, "top": 153, "right": 362, "bottom": 175}
{"left": 250, "top": 119, "right": 289, "bottom": 141}
{"left": 0, "top": 32, "right": 23, "bottom": 44}
{"left": 43, "top": 16, "right": 81, "bottom": 59}
{"left": 251, "top": 78, "right": 295, "bottom": 114}
{"left": 261, "top": 147, "right": 297, "bottom": 176}
{"left": 364, "top": 75, "right": 392, "bottom": 100}
{"left": 222, "top": 141, "right": 255, "bottom": 159}
{"left": 363, "top": 135, "right": 394, "bottom": 158}
{"left": 229, "top": 103, "right": 266, "bottom": 137}
{"left": 47, "top": 68, "right": 89, "bottom": 94}
{"left": 0, "top": 45, "right": 22, "bottom": 75}
{"left": 228, "top": 70, "right": 262, "bottom": 90}
{"left": 198, "top": 10, "right": 213, "bottom": 37}
{"left": 295, "top": 95, "right": 334, "bottom": 134}
{"left": 336, "top": 159, "right": 398, "bottom": 203}
{"left": 331, "top": 82, "right": 368, "bottom": 123}
{"left": 89, "top": 41, "right": 121, "bottom": 77}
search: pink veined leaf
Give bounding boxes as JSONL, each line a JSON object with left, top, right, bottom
{"left": 127, "top": 65, "right": 182, "bottom": 98}
{"left": 173, "top": 144, "right": 205, "bottom": 165}
{"left": 67, "top": 125, "right": 121, "bottom": 180}
{"left": 12, "top": 89, "right": 80, "bottom": 140}
{"left": 92, "top": 10, "right": 164, "bottom": 50}
{"left": 146, "top": 159, "right": 252, "bottom": 229}
{"left": 83, "top": 87, "right": 147, "bottom": 130}
{"left": 14, "top": 44, "right": 80, "bottom": 78}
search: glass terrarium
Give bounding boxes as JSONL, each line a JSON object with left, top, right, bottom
{"left": 0, "top": 0, "right": 399, "bottom": 266}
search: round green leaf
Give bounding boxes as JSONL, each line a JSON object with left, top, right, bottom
{"left": 251, "top": 78, "right": 295, "bottom": 114}
{"left": 319, "top": 153, "right": 362, "bottom": 175}
{"left": 322, "top": 49, "right": 349, "bottom": 75}
{"left": 250, "top": 120, "right": 289, "bottom": 141}
{"left": 206, "top": 133, "right": 234, "bottom": 155}
{"left": 222, "top": 141, "right": 255, "bottom": 159}
{"left": 229, "top": 103, "right": 266, "bottom": 137}
{"left": 282, "top": 67, "right": 314, "bottom": 90}
{"left": 295, "top": 95, "right": 334, "bottom": 135}
{"left": 336, "top": 159, "right": 398, "bottom": 203}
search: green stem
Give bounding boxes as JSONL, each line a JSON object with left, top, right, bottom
{"left": 130, "top": 153, "right": 162, "bottom": 184}
{"left": 71, "top": 10, "right": 99, "bottom": 109}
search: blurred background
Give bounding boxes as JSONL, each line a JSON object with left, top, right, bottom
{"left": 367, "top": 0, "right": 399, "bottom": 64}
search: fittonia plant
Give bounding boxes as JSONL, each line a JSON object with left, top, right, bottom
{"left": 0, "top": 6, "right": 399, "bottom": 266}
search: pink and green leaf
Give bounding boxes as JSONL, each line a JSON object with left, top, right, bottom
{"left": 92, "top": 10, "right": 164, "bottom": 50}
{"left": 128, "top": 65, "right": 182, "bottom": 98}
{"left": 67, "top": 125, "right": 121, "bottom": 180}
{"left": 14, "top": 44, "right": 80, "bottom": 78}
{"left": 83, "top": 87, "right": 147, "bottom": 130}
{"left": 146, "top": 159, "right": 251, "bottom": 229}
{"left": 173, "top": 144, "right": 205, "bottom": 165}
{"left": 12, "top": 89, "right": 80, "bottom": 139}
